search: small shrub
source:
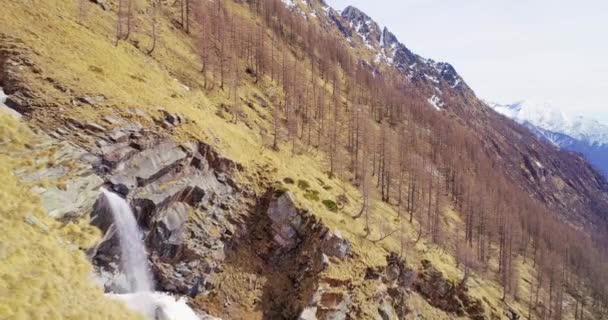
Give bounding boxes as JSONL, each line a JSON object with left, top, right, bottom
{"left": 303, "top": 189, "right": 320, "bottom": 201}
{"left": 283, "top": 177, "right": 295, "bottom": 184}
{"left": 88, "top": 65, "right": 104, "bottom": 74}
{"left": 297, "top": 179, "right": 311, "bottom": 190}
{"left": 322, "top": 185, "right": 333, "bottom": 191}
{"left": 272, "top": 181, "right": 288, "bottom": 197}
{"left": 274, "top": 187, "right": 289, "bottom": 197}
{"left": 336, "top": 194, "right": 349, "bottom": 208}
{"left": 322, "top": 199, "right": 338, "bottom": 212}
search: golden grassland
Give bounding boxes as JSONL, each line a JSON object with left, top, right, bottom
{"left": 0, "top": 114, "right": 141, "bottom": 320}
{"left": 0, "top": 0, "right": 588, "bottom": 319}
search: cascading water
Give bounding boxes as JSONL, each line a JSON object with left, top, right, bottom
{"left": 100, "top": 189, "right": 202, "bottom": 320}
{"left": 1, "top": 87, "right": 7, "bottom": 105}
{"left": 101, "top": 188, "right": 154, "bottom": 293}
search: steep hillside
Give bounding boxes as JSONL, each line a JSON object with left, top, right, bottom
{"left": 1, "top": 0, "right": 608, "bottom": 319}
{"left": 313, "top": 4, "right": 608, "bottom": 232}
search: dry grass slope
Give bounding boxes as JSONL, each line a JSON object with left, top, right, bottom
{"left": 0, "top": 0, "right": 592, "bottom": 319}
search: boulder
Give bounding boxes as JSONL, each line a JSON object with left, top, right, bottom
{"left": 322, "top": 230, "right": 351, "bottom": 259}
{"left": 79, "top": 95, "right": 106, "bottom": 105}
{"left": 84, "top": 121, "right": 107, "bottom": 133}
{"left": 267, "top": 192, "right": 303, "bottom": 250}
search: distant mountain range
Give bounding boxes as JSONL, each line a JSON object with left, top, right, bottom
{"left": 487, "top": 100, "right": 608, "bottom": 176}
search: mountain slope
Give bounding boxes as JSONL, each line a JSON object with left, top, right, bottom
{"left": 303, "top": 2, "right": 608, "bottom": 230}
{"left": 489, "top": 100, "right": 608, "bottom": 175}
{"left": 1, "top": 0, "right": 608, "bottom": 319}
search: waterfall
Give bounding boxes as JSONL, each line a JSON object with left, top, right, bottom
{"left": 100, "top": 189, "right": 204, "bottom": 320}
{"left": 0, "top": 87, "right": 7, "bottom": 105}
{"left": 101, "top": 188, "right": 154, "bottom": 293}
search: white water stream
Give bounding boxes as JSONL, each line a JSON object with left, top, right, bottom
{"left": 100, "top": 189, "right": 201, "bottom": 320}
{"left": 101, "top": 189, "right": 154, "bottom": 293}
{"left": 0, "top": 87, "right": 7, "bottom": 105}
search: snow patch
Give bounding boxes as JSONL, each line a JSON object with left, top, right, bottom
{"left": 424, "top": 74, "right": 439, "bottom": 84}
{"left": 427, "top": 95, "right": 444, "bottom": 111}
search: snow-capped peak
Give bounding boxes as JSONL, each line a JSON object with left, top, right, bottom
{"left": 487, "top": 100, "right": 608, "bottom": 146}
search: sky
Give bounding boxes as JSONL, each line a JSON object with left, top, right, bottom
{"left": 326, "top": 0, "right": 608, "bottom": 123}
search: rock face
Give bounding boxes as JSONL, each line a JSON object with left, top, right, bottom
{"left": 108, "top": 140, "right": 188, "bottom": 194}
{"left": 413, "top": 260, "right": 486, "bottom": 320}
{"left": 85, "top": 117, "right": 243, "bottom": 297}
{"left": 364, "top": 253, "right": 416, "bottom": 320}
{"left": 267, "top": 192, "right": 304, "bottom": 250}
{"left": 14, "top": 138, "right": 105, "bottom": 220}
{"left": 300, "top": 285, "right": 352, "bottom": 320}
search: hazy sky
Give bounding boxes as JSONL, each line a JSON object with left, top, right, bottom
{"left": 326, "top": 0, "right": 608, "bottom": 122}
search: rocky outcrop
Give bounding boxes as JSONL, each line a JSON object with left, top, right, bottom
{"left": 364, "top": 253, "right": 416, "bottom": 319}
{"left": 78, "top": 114, "right": 245, "bottom": 298}
{"left": 413, "top": 260, "right": 486, "bottom": 320}
{"left": 299, "top": 284, "right": 352, "bottom": 320}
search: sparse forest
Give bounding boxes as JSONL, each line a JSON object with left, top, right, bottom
{"left": 113, "top": 0, "right": 608, "bottom": 317}
{"left": 2, "top": 0, "right": 607, "bottom": 318}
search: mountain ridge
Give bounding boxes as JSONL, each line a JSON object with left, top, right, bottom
{"left": 488, "top": 100, "right": 608, "bottom": 175}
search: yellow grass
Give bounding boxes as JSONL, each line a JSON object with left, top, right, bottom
{"left": 0, "top": 0, "right": 588, "bottom": 319}
{"left": 0, "top": 114, "right": 140, "bottom": 320}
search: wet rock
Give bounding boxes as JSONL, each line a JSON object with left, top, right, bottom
{"left": 0, "top": 103, "right": 22, "bottom": 118}
{"left": 149, "top": 202, "right": 190, "bottom": 260}
{"left": 4, "top": 92, "right": 30, "bottom": 114}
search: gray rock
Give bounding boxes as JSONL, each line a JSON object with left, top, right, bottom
{"left": 267, "top": 192, "right": 303, "bottom": 249}
{"left": 4, "top": 92, "right": 29, "bottom": 114}
{"left": 24, "top": 214, "right": 49, "bottom": 233}
{"left": 108, "top": 129, "right": 129, "bottom": 143}
{"left": 109, "top": 140, "right": 188, "bottom": 192}
{"left": 79, "top": 95, "right": 106, "bottom": 105}
{"left": 84, "top": 121, "right": 107, "bottom": 132}
{"left": 39, "top": 173, "right": 104, "bottom": 219}
{"left": 101, "top": 142, "right": 138, "bottom": 167}
{"left": 299, "top": 307, "right": 318, "bottom": 320}
{"left": 377, "top": 299, "right": 398, "bottom": 320}
{"left": 322, "top": 230, "right": 351, "bottom": 259}
{"left": 102, "top": 115, "right": 123, "bottom": 125}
